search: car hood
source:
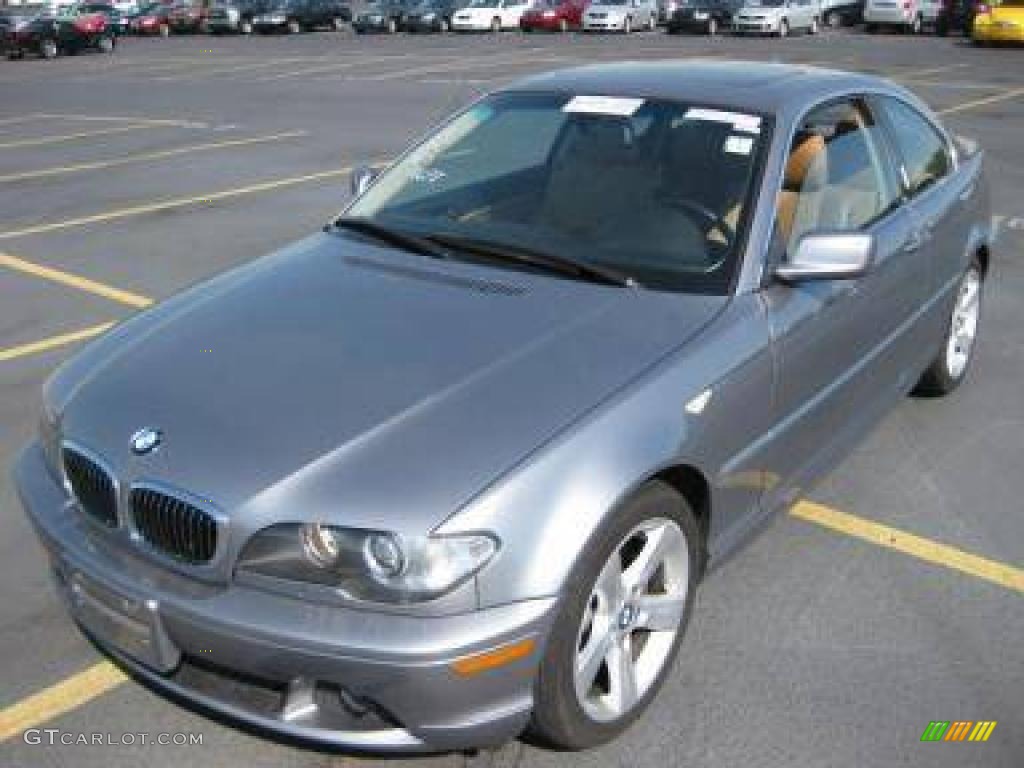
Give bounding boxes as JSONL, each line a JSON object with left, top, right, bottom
{"left": 50, "top": 233, "right": 726, "bottom": 536}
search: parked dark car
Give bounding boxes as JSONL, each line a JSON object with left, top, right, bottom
{"left": 205, "top": 0, "right": 271, "bottom": 32}
{"left": 167, "top": 0, "right": 208, "bottom": 31}
{"left": 520, "top": 0, "right": 589, "bottom": 30}
{"left": 403, "top": 0, "right": 467, "bottom": 30}
{"left": 666, "top": 0, "right": 740, "bottom": 32}
{"left": 4, "top": 10, "right": 114, "bottom": 58}
{"left": 129, "top": 1, "right": 175, "bottom": 35}
{"left": 934, "top": 0, "right": 974, "bottom": 33}
{"left": 252, "top": 0, "right": 351, "bottom": 32}
{"left": 352, "top": 0, "right": 416, "bottom": 32}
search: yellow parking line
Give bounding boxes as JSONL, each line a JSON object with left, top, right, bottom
{"left": 0, "top": 323, "right": 114, "bottom": 363}
{"left": 790, "top": 501, "right": 1024, "bottom": 594}
{"left": 0, "top": 252, "right": 153, "bottom": 308}
{"left": 0, "top": 124, "right": 164, "bottom": 151}
{"left": 939, "top": 85, "right": 1024, "bottom": 116}
{"left": 0, "top": 131, "right": 307, "bottom": 184}
{"left": 0, "top": 165, "right": 354, "bottom": 241}
{"left": 0, "top": 661, "right": 126, "bottom": 742}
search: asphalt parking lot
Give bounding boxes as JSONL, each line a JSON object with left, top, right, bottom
{"left": 0, "top": 23, "right": 1022, "bottom": 768}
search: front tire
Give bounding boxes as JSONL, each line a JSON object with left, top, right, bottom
{"left": 530, "top": 481, "right": 700, "bottom": 750}
{"left": 913, "top": 259, "right": 983, "bottom": 396}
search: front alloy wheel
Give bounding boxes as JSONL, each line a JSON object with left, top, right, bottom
{"left": 531, "top": 481, "right": 699, "bottom": 749}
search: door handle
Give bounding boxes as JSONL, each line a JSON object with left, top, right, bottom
{"left": 903, "top": 230, "right": 926, "bottom": 253}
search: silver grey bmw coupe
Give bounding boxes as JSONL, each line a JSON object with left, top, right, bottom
{"left": 15, "top": 61, "right": 992, "bottom": 752}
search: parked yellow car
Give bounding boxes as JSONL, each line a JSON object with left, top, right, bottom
{"left": 973, "top": 0, "right": 1024, "bottom": 43}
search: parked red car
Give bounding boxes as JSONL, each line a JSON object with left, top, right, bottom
{"left": 520, "top": 0, "right": 589, "bottom": 30}
{"left": 130, "top": 1, "right": 175, "bottom": 35}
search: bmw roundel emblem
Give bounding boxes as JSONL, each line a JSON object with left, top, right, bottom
{"left": 130, "top": 427, "right": 162, "bottom": 456}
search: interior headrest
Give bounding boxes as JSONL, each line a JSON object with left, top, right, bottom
{"left": 784, "top": 133, "right": 826, "bottom": 189}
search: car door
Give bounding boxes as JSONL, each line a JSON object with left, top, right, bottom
{"left": 873, "top": 94, "right": 974, "bottom": 346}
{"left": 759, "top": 96, "right": 933, "bottom": 511}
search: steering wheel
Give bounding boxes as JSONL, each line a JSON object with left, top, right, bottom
{"left": 658, "top": 196, "right": 736, "bottom": 249}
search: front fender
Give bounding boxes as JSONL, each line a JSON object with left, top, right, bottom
{"left": 442, "top": 296, "right": 775, "bottom": 608}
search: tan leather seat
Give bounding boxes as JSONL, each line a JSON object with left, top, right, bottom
{"left": 776, "top": 132, "right": 827, "bottom": 248}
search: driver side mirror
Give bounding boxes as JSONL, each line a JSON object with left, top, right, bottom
{"left": 350, "top": 165, "right": 379, "bottom": 198}
{"left": 774, "top": 232, "right": 875, "bottom": 283}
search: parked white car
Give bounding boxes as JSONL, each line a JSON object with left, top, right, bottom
{"left": 582, "top": 0, "right": 657, "bottom": 31}
{"left": 732, "top": 0, "right": 820, "bottom": 35}
{"left": 863, "top": 0, "right": 940, "bottom": 33}
{"left": 451, "top": 0, "right": 531, "bottom": 29}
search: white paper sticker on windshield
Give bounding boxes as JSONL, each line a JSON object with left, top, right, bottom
{"left": 564, "top": 95, "right": 645, "bottom": 117}
{"left": 724, "top": 135, "right": 754, "bottom": 156}
{"left": 685, "top": 108, "right": 762, "bottom": 135}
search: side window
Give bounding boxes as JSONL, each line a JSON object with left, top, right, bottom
{"left": 776, "top": 99, "right": 900, "bottom": 256}
{"left": 878, "top": 97, "right": 951, "bottom": 197}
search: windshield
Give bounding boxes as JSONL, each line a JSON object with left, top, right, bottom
{"left": 345, "top": 92, "right": 767, "bottom": 294}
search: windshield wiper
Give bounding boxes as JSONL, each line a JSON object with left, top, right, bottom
{"left": 424, "top": 233, "right": 641, "bottom": 289}
{"left": 332, "top": 217, "right": 450, "bottom": 261}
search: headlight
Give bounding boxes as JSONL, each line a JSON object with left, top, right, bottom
{"left": 237, "top": 523, "right": 497, "bottom": 604}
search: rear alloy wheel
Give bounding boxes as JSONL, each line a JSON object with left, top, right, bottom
{"left": 623, "top": 15, "right": 632, "bottom": 33}
{"left": 559, "top": 17, "right": 568, "bottom": 32}
{"left": 647, "top": 14, "right": 655, "bottom": 30}
{"left": 387, "top": 17, "right": 398, "bottom": 32}
{"left": 332, "top": 16, "right": 345, "bottom": 30}
{"left": 914, "top": 260, "right": 983, "bottom": 396}
{"left": 491, "top": 16, "right": 501, "bottom": 31}
{"left": 707, "top": 16, "right": 717, "bottom": 35}
{"left": 239, "top": 19, "right": 253, "bottom": 34}
{"left": 439, "top": 17, "right": 449, "bottom": 31}
{"left": 286, "top": 18, "right": 301, "bottom": 33}
{"left": 41, "top": 39, "right": 59, "bottom": 58}
{"left": 826, "top": 9, "right": 841, "bottom": 27}
{"left": 530, "top": 481, "right": 700, "bottom": 749}
{"left": 159, "top": 22, "right": 170, "bottom": 36}
{"left": 809, "top": 15, "right": 819, "bottom": 33}
{"left": 777, "top": 17, "right": 788, "bottom": 36}
{"left": 97, "top": 34, "right": 115, "bottom": 53}
{"left": 909, "top": 13, "right": 922, "bottom": 33}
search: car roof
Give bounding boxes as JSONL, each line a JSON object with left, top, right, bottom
{"left": 506, "top": 60, "right": 900, "bottom": 117}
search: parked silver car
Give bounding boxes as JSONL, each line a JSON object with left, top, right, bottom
{"left": 15, "top": 61, "right": 991, "bottom": 753}
{"left": 582, "top": 0, "right": 657, "bottom": 30}
{"left": 733, "top": 0, "right": 820, "bottom": 34}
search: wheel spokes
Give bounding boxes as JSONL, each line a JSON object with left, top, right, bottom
{"left": 621, "top": 523, "right": 672, "bottom": 593}
{"left": 635, "top": 593, "right": 686, "bottom": 633}
{"left": 606, "top": 634, "right": 639, "bottom": 716}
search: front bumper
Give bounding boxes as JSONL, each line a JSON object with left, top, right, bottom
{"left": 14, "top": 442, "right": 557, "bottom": 752}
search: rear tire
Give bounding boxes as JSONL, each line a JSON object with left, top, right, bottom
{"left": 777, "top": 17, "right": 788, "bottom": 36}
{"left": 913, "top": 259, "right": 983, "bottom": 397}
{"left": 97, "top": 34, "right": 115, "bottom": 53}
{"left": 491, "top": 16, "right": 501, "bottom": 32}
{"left": 239, "top": 19, "right": 253, "bottom": 34}
{"left": 623, "top": 15, "right": 631, "bottom": 33}
{"left": 809, "top": 16, "right": 819, "bottom": 34}
{"left": 909, "top": 13, "right": 922, "bottom": 33}
{"left": 826, "top": 9, "right": 842, "bottom": 27}
{"left": 41, "top": 39, "right": 59, "bottom": 58}
{"left": 286, "top": 18, "right": 301, "bottom": 33}
{"left": 559, "top": 17, "right": 568, "bottom": 32}
{"left": 530, "top": 481, "right": 700, "bottom": 750}
{"left": 159, "top": 22, "right": 170, "bottom": 36}
{"left": 707, "top": 16, "right": 717, "bottom": 35}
